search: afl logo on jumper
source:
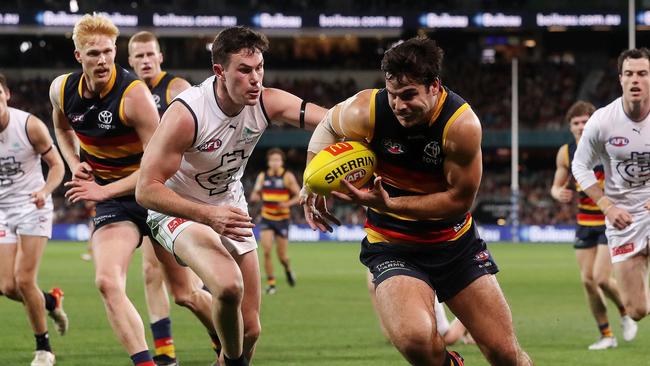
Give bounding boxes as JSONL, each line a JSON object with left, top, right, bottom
{"left": 423, "top": 141, "right": 442, "bottom": 164}
{"left": 609, "top": 136, "right": 629, "bottom": 147}
{"left": 197, "top": 138, "right": 223, "bottom": 152}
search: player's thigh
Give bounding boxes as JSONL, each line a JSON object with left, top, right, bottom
{"left": 15, "top": 235, "right": 47, "bottom": 278}
{"left": 613, "top": 256, "right": 649, "bottom": 304}
{"left": 173, "top": 224, "right": 240, "bottom": 285}
{"left": 142, "top": 236, "right": 162, "bottom": 272}
{"left": 92, "top": 221, "right": 141, "bottom": 280}
{"left": 574, "top": 246, "right": 597, "bottom": 282}
{"left": 375, "top": 275, "right": 437, "bottom": 337}
{"left": 275, "top": 235, "right": 289, "bottom": 259}
{"left": 445, "top": 274, "right": 518, "bottom": 355}
{"left": 0, "top": 243, "right": 18, "bottom": 285}
{"left": 150, "top": 239, "right": 199, "bottom": 297}
{"left": 259, "top": 230, "right": 274, "bottom": 253}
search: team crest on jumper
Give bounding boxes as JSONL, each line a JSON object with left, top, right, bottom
{"left": 382, "top": 138, "right": 406, "bottom": 154}
{"left": 423, "top": 141, "right": 442, "bottom": 165}
{"left": 616, "top": 151, "right": 650, "bottom": 187}
{"left": 0, "top": 156, "right": 24, "bottom": 187}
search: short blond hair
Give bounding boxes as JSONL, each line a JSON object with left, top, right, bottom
{"left": 128, "top": 31, "right": 160, "bottom": 54}
{"left": 72, "top": 14, "right": 119, "bottom": 50}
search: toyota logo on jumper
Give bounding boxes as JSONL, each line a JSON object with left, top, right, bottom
{"left": 98, "top": 110, "right": 113, "bottom": 124}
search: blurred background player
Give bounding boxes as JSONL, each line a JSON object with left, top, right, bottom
{"left": 0, "top": 73, "right": 66, "bottom": 366}
{"left": 573, "top": 48, "right": 650, "bottom": 324}
{"left": 551, "top": 100, "right": 637, "bottom": 350}
{"left": 128, "top": 30, "right": 191, "bottom": 366}
{"left": 249, "top": 148, "right": 300, "bottom": 294}
{"left": 49, "top": 14, "right": 160, "bottom": 366}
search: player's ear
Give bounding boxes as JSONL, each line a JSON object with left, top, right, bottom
{"left": 74, "top": 49, "right": 82, "bottom": 64}
{"left": 213, "top": 63, "right": 225, "bottom": 79}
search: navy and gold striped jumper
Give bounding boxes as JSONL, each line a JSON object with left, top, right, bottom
{"left": 258, "top": 169, "right": 291, "bottom": 238}
{"left": 149, "top": 71, "right": 179, "bottom": 116}
{"left": 567, "top": 141, "right": 607, "bottom": 248}
{"left": 60, "top": 64, "right": 150, "bottom": 235}
{"left": 359, "top": 86, "right": 498, "bottom": 302}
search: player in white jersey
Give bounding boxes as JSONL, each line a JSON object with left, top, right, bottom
{"left": 573, "top": 48, "right": 650, "bottom": 322}
{"left": 0, "top": 73, "right": 66, "bottom": 366}
{"left": 136, "top": 26, "right": 327, "bottom": 366}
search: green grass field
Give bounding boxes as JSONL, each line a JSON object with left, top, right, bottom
{"left": 2, "top": 241, "right": 649, "bottom": 365}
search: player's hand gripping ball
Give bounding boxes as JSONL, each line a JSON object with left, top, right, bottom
{"left": 303, "top": 141, "right": 376, "bottom": 196}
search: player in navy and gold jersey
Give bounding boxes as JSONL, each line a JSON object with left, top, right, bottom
{"left": 551, "top": 101, "right": 636, "bottom": 350}
{"left": 249, "top": 148, "right": 300, "bottom": 294}
{"left": 49, "top": 14, "right": 160, "bottom": 366}
{"left": 128, "top": 31, "right": 192, "bottom": 366}
{"left": 302, "top": 36, "right": 531, "bottom": 366}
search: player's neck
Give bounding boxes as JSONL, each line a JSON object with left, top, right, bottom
{"left": 623, "top": 98, "right": 650, "bottom": 122}
{"left": 82, "top": 73, "right": 110, "bottom": 98}
{"left": 214, "top": 79, "right": 244, "bottom": 116}
{"left": 0, "top": 109, "right": 8, "bottom": 132}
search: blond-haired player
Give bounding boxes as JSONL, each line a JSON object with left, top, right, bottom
{"left": 49, "top": 14, "right": 160, "bottom": 366}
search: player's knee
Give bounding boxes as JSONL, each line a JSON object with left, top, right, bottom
{"left": 95, "top": 274, "right": 122, "bottom": 298}
{"left": 244, "top": 317, "right": 261, "bottom": 346}
{"left": 392, "top": 330, "right": 440, "bottom": 361}
{"left": 626, "top": 305, "right": 648, "bottom": 321}
{"left": 143, "top": 261, "right": 161, "bottom": 285}
{"left": 580, "top": 274, "right": 597, "bottom": 291}
{"left": 14, "top": 271, "right": 35, "bottom": 293}
{"left": 215, "top": 280, "right": 244, "bottom": 306}
{"left": 173, "top": 288, "right": 198, "bottom": 310}
{"left": 0, "top": 279, "right": 19, "bottom": 299}
{"left": 482, "top": 339, "right": 520, "bottom": 366}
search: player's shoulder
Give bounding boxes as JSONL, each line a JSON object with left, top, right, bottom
{"left": 340, "top": 89, "right": 376, "bottom": 119}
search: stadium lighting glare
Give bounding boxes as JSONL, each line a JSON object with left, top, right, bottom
{"left": 69, "top": 0, "right": 79, "bottom": 13}
{"left": 19, "top": 41, "right": 32, "bottom": 53}
{"left": 524, "top": 39, "right": 536, "bottom": 48}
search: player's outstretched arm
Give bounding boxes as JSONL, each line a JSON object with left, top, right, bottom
{"left": 26, "top": 115, "right": 65, "bottom": 208}
{"left": 136, "top": 101, "right": 255, "bottom": 241}
{"left": 282, "top": 171, "right": 302, "bottom": 208}
{"left": 550, "top": 144, "right": 573, "bottom": 203}
{"left": 261, "top": 88, "right": 327, "bottom": 131}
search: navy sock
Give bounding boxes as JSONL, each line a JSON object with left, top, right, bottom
{"left": 224, "top": 354, "right": 249, "bottom": 366}
{"left": 130, "top": 350, "right": 154, "bottom": 365}
{"left": 35, "top": 332, "right": 51, "bottom": 352}
{"left": 209, "top": 332, "right": 221, "bottom": 356}
{"left": 42, "top": 291, "right": 56, "bottom": 311}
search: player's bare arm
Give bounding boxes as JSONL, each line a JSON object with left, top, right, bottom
{"left": 550, "top": 144, "right": 573, "bottom": 203}
{"left": 64, "top": 81, "right": 159, "bottom": 202}
{"left": 261, "top": 87, "right": 327, "bottom": 131}
{"left": 168, "top": 77, "right": 191, "bottom": 100}
{"left": 302, "top": 89, "right": 373, "bottom": 231}
{"left": 26, "top": 114, "right": 65, "bottom": 208}
{"left": 336, "top": 108, "right": 482, "bottom": 220}
{"left": 50, "top": 74, "right": 89, "bottom": 180}
{"left": 249, "top": 172, "right": 265, "bottom": 203}
{"left": 136, "top": 101, "right": 255, "bottom": 241}
{"left": 281, "top": 171, "right": 302, "bottom": 208}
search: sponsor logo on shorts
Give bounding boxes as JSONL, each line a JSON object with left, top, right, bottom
{"left": 609, "top": 136, "right": 629, "bottom": 147}
{"left": 93, "top": 214, "right": 116, "bottom": 224}
{"left": 375, "top": 259, "right": 409, "bottom": 276}
{"left": 167, "top": 217, "right": 188, "bottom": 233}
{"left": 38, "top": 216, "right": 47, "bottom": 223}
{"left": 612, "top": 242, "right": 635, "bottom": 256}
{"left": 0, "top": 230, "right": 5, "bottom": 237}
{"left": 474, "top": 250, "right": 490, "bottom": 262}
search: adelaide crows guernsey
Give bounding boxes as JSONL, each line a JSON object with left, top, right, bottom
{"left": 365, "top": 87, "right": 473, "bottom": 244}
{"left": 567, "top": 141, "right": 605, "bottom": 226}
{"left": 59, "top": 64, "right": 143, "bottom": 185}
{"left": 149, "top": 71, "right": 178, "bottom": 116}
{"left": 261, "top": 169, "right": 291, "bottom": 221}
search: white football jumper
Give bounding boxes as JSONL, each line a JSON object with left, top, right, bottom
{"left": 572, "top": 97, "right": 650, "bottom": 262}
{"left": 148, "top": 76, "right": 269, "bottom": 258}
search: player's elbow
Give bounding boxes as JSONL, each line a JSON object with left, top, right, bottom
{"left": 135, "top": 179, "right": 153, "bottom": 208}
